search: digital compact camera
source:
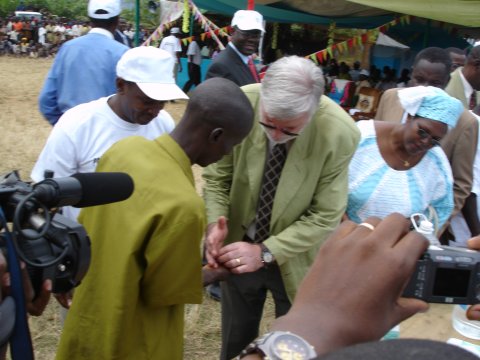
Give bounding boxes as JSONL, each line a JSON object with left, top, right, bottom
{"left": 403, "top": 245, "right": 480, "bottom": 304}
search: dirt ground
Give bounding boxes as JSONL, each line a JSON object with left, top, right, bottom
{"left": 0, "top": 56, "right": 274, "bottom": 359}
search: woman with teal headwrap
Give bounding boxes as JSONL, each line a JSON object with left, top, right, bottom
{"left": 346, "top": 86, "right": 464, "bottom": 230}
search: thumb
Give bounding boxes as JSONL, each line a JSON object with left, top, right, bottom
{"left": 217, "top": 216, "right": 227, "bottom": 230}
{"left": 395, "top": 297, "right": 429, "bottom": 323}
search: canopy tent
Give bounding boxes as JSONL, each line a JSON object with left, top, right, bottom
{"left": 192, "top": 0, "right": 480, "bottom": 28}
{"left": 376, "top": 33, "right": 409, "bottom": 49}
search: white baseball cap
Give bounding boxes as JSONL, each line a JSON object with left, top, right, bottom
{"left": 360, "top": 69, "right": 370, "bottom": 76}
{"left": 116, "top": 47, "right": 188, "bottom": 101}
{"left": 231, "top": 10, "right": 265, "bottom": 32}
{"left": 170, "top": 27, "right": 180, "bottom": 34}
{"left": 88, "top": 0, "right": 122, "bottom": 19}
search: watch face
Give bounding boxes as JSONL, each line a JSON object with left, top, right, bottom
{"left": 263, "top": 251, "right": 274, "bottom": 263}
{"left": 272, "top": 333, "right": 311, "bottom": 360}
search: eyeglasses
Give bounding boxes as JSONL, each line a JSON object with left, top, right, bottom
{"left": 417, "top": 127, "right": 442, "bottom": 147}
{"left": 259, "top": 121, "right": 300, "bottom": 137}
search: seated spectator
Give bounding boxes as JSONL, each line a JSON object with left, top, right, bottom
{"left": 376, "top": 68, "right": 397, "bottom": 91}
{"left": 354, "top": 69, "right": 372, "bottom": 96}
{"left": 338, "top": 61, "right": 352, "bottom": 80}
{"left": 349, "top": 60, "right": 361, "bottom": 81}
{"left": 397, "top": 68, "right": 411, "bottom": 88}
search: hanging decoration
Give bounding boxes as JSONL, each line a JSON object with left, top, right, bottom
{"left": 182, "top": 0, "right": 190, "bottom": 34}
{"left": 247, "top": 0, "right": 255, "bottom": 10}
{"left": 327, "top": 22, "right": 336, "bottom": 47}
{"left": 181, "top": 26, "right": 231, "bottom": 46}
{"left": 305, "top": 14, "right": 463, "bottom": 64}
{"left": 143, "top": 0, "right": 228, "bottom": 50}
{"left": 271, "top": 23, "right": 279, "bottom": 50}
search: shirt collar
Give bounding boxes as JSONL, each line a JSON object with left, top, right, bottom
{"left": 459, "top": 67, "right": 474, "bottom": 102}
{"left": 89, "top": 27, "right": 114, "bottom": 40}
{"left": 229, "top": 42, "right": 250, "bottom": 65}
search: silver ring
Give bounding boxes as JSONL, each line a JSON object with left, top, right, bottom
{"left": 235, "top": 258, "right": 241, "bottom": 264}
{"left": 359, "top": 222, "right": 375, "bottom": 231}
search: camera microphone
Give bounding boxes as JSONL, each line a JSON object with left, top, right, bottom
{"left": 32, "top": 172, "right": 134, "bottom": 208}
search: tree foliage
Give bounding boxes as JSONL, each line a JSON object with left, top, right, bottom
{"left": 1, "top": 0, "right": 161, "bottom": 29}
{"left": 0, "top": 0, "right": 89, "bottom": 19}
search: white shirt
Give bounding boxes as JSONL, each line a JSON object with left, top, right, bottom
{"left": 31, "top": 96, "right": 175, "bottom": 220}
{"left": 38, "top": 26, "right": 46, "bottom": 44}
{"left": 159, "top": 35, "right": 181, "bottom": 63}
{"left": 186, "top": 40, "right": 201, "bottom": 65}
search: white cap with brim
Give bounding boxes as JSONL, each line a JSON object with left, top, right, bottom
{"left": 88, "top": 0, "right": 122, "bottom": 19}
{"left": 116, "top": 46, "right": 188, "bottom": 101}
{"left": 231, "top": 10, "right": 265, "bottom": 32}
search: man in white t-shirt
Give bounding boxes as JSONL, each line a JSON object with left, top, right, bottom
{"left": 159, "top": 27, "right": 183, "bottom": 81}
{"left": 31, "top": 46, "right": 188, "bottom": 221}
{"left": 182, "top": 35, "right": 202, "bottom": 93}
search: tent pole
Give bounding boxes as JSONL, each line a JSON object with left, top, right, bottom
{"left": 135, "top": 0, "right": 140, "bottom": 46}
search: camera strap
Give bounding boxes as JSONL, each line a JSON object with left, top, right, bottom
{"left": 0, "top": 207, "right": 34, "bottom": 360}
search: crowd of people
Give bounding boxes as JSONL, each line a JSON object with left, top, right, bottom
{"left": 2, "top": 0, "right": 480, "bottom": 359}
{"left": 0, "top": 12, "right": 146, "bottom": 57}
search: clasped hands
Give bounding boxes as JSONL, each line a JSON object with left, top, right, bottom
{"left": 203, "top": 217, "right": 264, "bottom": 281}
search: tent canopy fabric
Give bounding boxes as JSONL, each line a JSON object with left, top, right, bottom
{"left": 193, "top": 0, "right": 480, "bottom": 28}
{"left": 376, "top": 33, "right": 409, "bottom": 49}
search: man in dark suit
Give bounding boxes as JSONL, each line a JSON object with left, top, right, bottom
{"left": 205, "top": 9, "right": 264, "bottom": 86}
{"left": 114, "top": 18, "right": 131, "bottom": 47}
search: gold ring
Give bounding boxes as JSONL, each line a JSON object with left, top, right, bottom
{"left": 236, "top": 258, "right": 241, "bottom": 264}
{"left": 359, "top": 222, "right": 375, "bottom": 231}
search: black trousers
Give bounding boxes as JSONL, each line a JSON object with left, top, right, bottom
{"left": 220, "top": 264, "right": 291, "bottom": 360}
{"left": 182, "top": 63, "right": 201, "bottom": 93}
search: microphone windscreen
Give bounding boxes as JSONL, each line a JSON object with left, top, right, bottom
{"left": 71, "top": 172, "right": 134, "bottom": 208}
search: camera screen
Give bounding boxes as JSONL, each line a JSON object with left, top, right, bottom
{"left": 432, "top": 268, "right": 470, "bottom": 298}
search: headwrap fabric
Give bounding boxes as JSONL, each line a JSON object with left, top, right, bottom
{"left": 397, "top": 86, "right": 463, "bottom": 129}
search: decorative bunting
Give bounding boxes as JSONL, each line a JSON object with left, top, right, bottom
{"left": 182, "top": 0, "right": 190, "bottom": 34}
{"left": 327, "top": 46, "right": 333, "bottom": 59}
{"left": 143, "top": 0, "right": 228, "bottom": 50}
{"left": 272, "top": 23, "right": 279, "bottom": 50}
{"left": 304, "top": 15, "right": 410, "bottom": 64}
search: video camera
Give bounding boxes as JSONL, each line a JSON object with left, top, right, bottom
{"left": 0, "top": 170, "right": 133, "bottom": 295}
{"left": 0, "top": 170, "right": 133, "bottom": 359}
{"left": 403, "top": 214, "right": 480, "bottom": 305}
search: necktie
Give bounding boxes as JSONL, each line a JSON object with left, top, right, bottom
{"left": 248, "top": 57, "right": 260, "bottom": 83}
{"left": 254, "top": 144, "right": 287, "bottom": 242}
{"left": 470, "top": 91, "right": 477, "bottom": 110}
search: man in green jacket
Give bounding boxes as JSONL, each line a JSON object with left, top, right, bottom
{"left": 203, "top": 55, "right": 360, "bottom": 360}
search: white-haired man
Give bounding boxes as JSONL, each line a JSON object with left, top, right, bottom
{"left": 203, "top": 56, "right": 360, "bottom": 359}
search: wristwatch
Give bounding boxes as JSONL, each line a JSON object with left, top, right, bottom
{"left": 260, "top": 243, "right": 275, "bottom": 267}
{"left": 238, "top": 331, "right": 317, "bottom": 360}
